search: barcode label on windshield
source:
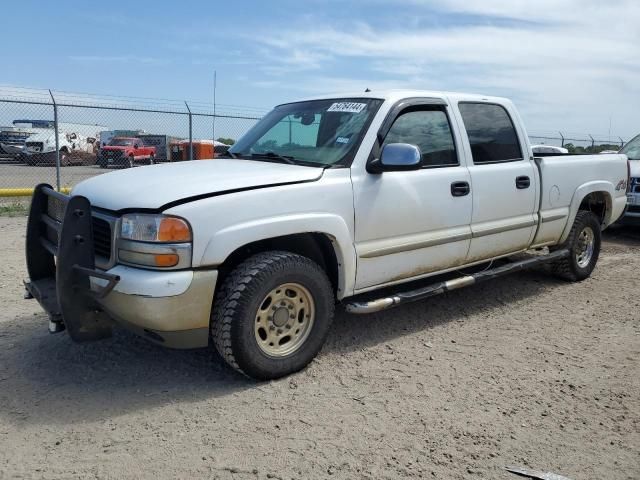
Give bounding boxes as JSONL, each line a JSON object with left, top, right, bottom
{"left": 327, "top": 102, "right": 367, "bottom": 113}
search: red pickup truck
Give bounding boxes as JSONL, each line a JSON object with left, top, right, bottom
{"left": 97, "top": 137, "right": 156, "bottom": 168}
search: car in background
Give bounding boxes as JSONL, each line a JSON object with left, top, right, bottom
{"left": 531, "top": 144, "right": 569, "bottom": 155}
{"left": 619, "top": 133, "right": 640, "bottom": 224}
{"left": 97, "top": 137, "right": 156, "bottom": 168}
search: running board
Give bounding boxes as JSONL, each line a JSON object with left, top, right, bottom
{"left": 345, "top": 249, "right": 569, "bottom": 314}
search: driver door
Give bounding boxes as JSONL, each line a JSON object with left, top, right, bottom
{"left": 351, "top": 103, "right": 473, "bottom": 291}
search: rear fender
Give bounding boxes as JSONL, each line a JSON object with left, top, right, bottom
{"left": 560, "top": 181, "right": 614, "bottom": 243}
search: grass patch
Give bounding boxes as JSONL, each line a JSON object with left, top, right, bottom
{"left": 0, "top": 202, "right": 29, "bottom": 217}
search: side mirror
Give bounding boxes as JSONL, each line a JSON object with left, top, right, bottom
{"left": 368, "top": 143, "right": 422, "bottom": 173}
{"left": 134, "top": 144, "right": 139, "bottom": 149}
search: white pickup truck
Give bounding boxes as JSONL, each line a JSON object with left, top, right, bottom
{"left": 24, "top": 90, "right": 629, "bottom": 380}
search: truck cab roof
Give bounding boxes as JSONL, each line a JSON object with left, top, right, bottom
{"left": 287, "top": 89, "right": 511, "bottom": 106}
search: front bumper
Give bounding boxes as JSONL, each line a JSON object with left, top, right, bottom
{"left": 24, "top": 184, "right": 216, "bottom": 349}
{"left": 94, "top": 267, "right": 216, "bottom": 348}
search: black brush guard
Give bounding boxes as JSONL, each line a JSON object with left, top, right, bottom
{"left": 24, "top": 183, "right": 120, "bottom": 342}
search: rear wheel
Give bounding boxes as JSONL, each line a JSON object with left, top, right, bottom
{"left": 211, "top": 251, "right": 335, "bottom": 380}
{"left": 551, "top": 210, "right": 601, "bottom": 281}
{"left": 148, "top": 155, "right": 155, "bottom": 165}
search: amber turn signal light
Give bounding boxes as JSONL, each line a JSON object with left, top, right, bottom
{"left": 158, "top": 218, "right": 191, "bottom": 242}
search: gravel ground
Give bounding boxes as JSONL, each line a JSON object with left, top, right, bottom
{"left": 0, "top": 216, "right": 638, "bottom": 480}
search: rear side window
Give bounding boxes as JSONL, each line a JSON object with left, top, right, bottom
{"left": 458, "top": 103, "right": 523, "bottom": 164}
{"left": 382, "top": 108, "right": 458, "bottom": 167}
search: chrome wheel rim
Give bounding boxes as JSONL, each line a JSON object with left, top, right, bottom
{"left": 254, "top": 282, "right": 315, "bottom": 358}
{"left": 576, "top": 226, "right": 595, "bottom": 268}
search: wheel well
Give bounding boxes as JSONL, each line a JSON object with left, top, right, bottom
{"left": 216, "top": 233, "right": 340, "bottom": 296}
{"left": 579, "top": 191, "right": 611, "bottom": 225}
{"left": 59, "top": 147, "right": 69, "bottom": 153}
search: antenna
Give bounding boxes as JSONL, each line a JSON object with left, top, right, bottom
{"left": 212, "top": 70, "right": 217, "bottom": 143}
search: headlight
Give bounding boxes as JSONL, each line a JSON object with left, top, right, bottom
{"left": 118, "top": 214, "right": 192, "bottom": 269}
{"left": 121, "top": 214, "right": 191, "bottom": 242}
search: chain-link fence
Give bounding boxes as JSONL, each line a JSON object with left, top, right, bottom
{"left": 528, "top": 132, "right": 626, "bottom": 153}
{"left": 0, "top": 86, "right": 265, "bottom": 194}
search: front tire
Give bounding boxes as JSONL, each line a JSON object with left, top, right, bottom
{"left": 127, "top": 155, "right": 135, "bottom": 168}
{"left": 211, "top": 251, "right": 335, "bottom": 380}
{"left": 551, "top": 210, "right": 601, "bottom": 281}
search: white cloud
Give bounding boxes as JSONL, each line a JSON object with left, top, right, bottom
{"left": 242, "top": 0, "right": 640, "bottom": 138}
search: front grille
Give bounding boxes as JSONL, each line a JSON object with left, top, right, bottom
{"left": 102, "top": 150, "right": 123, "bottom": 158}
{"left": 26, "top": 141, "right": 44, "bottom": 150}
{"left": 92, "top": 216, "right": 112, "bottom": 260}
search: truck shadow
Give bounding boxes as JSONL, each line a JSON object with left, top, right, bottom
{"left": 324, "top": 269, "right": 561, "bottom": 355}
{"left": 602, "top": 224, "right": 640, "bottom": 246}
{"left": 0, "top": 319, "right": 252, "bottom": 426}
{"left": 0, "top": 269, "right": 561, "bottom": 426}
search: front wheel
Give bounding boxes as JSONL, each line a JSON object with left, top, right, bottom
{"left": 211, "top": 251, "right": 335, "bottom": 380}
{"left": 551, "top": 210, "right": 601, "bottom": 281}
{"left": 127, "top": 155, "right": 135, "bottom": 168}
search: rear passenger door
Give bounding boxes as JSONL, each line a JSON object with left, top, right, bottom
{"left": 456, "top": 102, "right": 537, "bottom": 261}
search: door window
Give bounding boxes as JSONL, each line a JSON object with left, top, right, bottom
{"left": 382, "top": 109, "right": 458, "bottom": 167}
{"left": 458, "top": 103, "right": 523, "bottom": 164}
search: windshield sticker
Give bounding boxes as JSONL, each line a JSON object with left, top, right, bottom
{"left": 335, "top": 136, "right": 350, "bottom": 144}
{"left": 327, "top": 102, "right": 367, "bottom": 114}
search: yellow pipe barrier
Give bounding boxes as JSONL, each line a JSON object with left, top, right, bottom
{"left": 0, "top": 187, "right": 71, "bottom": 197}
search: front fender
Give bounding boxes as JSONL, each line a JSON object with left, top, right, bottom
{"left": 199, "top": 213, "right": 357, "bottom": 298}
{"left": 559, "top": 181, "right": 614, "bottom": 243}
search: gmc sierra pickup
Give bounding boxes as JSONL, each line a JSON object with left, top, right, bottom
{"left": 24, "top": 90, "right": 629, "bottom": 379}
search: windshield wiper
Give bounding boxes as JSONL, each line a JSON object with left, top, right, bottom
{"left": 219, "top": 150, "right": 238, "bottom": 159}
{"left": 250, "top": 151, "right": 297, "bottom": 165}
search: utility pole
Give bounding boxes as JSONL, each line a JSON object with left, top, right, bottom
{"left": 212, "top": 70, "right": 217, "bottom": 144}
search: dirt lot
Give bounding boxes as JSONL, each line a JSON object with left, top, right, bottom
{"left": 0, "top": 216, "right": 638, "bottom": 480}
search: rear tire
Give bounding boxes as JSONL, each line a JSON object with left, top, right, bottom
{"left": 211, "top": 251, "right": 335, "bottom": 380}
{"left": 551, "top": 210, "right": 601, "bottom": 281}
{"left": 148, "top": 155, "right": 155, "bottom": 165}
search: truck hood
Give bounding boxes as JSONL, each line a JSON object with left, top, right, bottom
{"left": 72, "top": 159, "right": 325, "bottom": 211}
{"left": 25, "top": 132, "right": 54, "bottom": 142}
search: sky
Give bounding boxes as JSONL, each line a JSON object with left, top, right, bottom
{"left": 2, "top": 0, "right": 639, "bottom": 139}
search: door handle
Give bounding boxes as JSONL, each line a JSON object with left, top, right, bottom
{"left": 451, "top": 181, "right": 470, "bottom": 197}
{"left": 516, "top": 176, "right": 531, "bottom": 189}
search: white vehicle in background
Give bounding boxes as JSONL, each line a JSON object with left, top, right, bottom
{"left": 23, "top": 122, "right": 104, "bottom": 166}
{"left": 618, "top": 134, "right": 640, "bottom": 224}
{"left": 0, "top": 119, "right": 54, "bottom": 157}
{"left": 531, "top": 144, "right": 569, "bottom": 155}
{"left": 24, "top": 90, "right": 629, "bottom": 380}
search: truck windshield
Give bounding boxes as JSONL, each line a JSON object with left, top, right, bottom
{"left": 109, "top": 138, "right": 134, "bottom": 146}
{"left": 620, "top": 134, "right": 640, "bottom": 160}
{"left": 229, "top": 98, "right": 383, "bottom": 167}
